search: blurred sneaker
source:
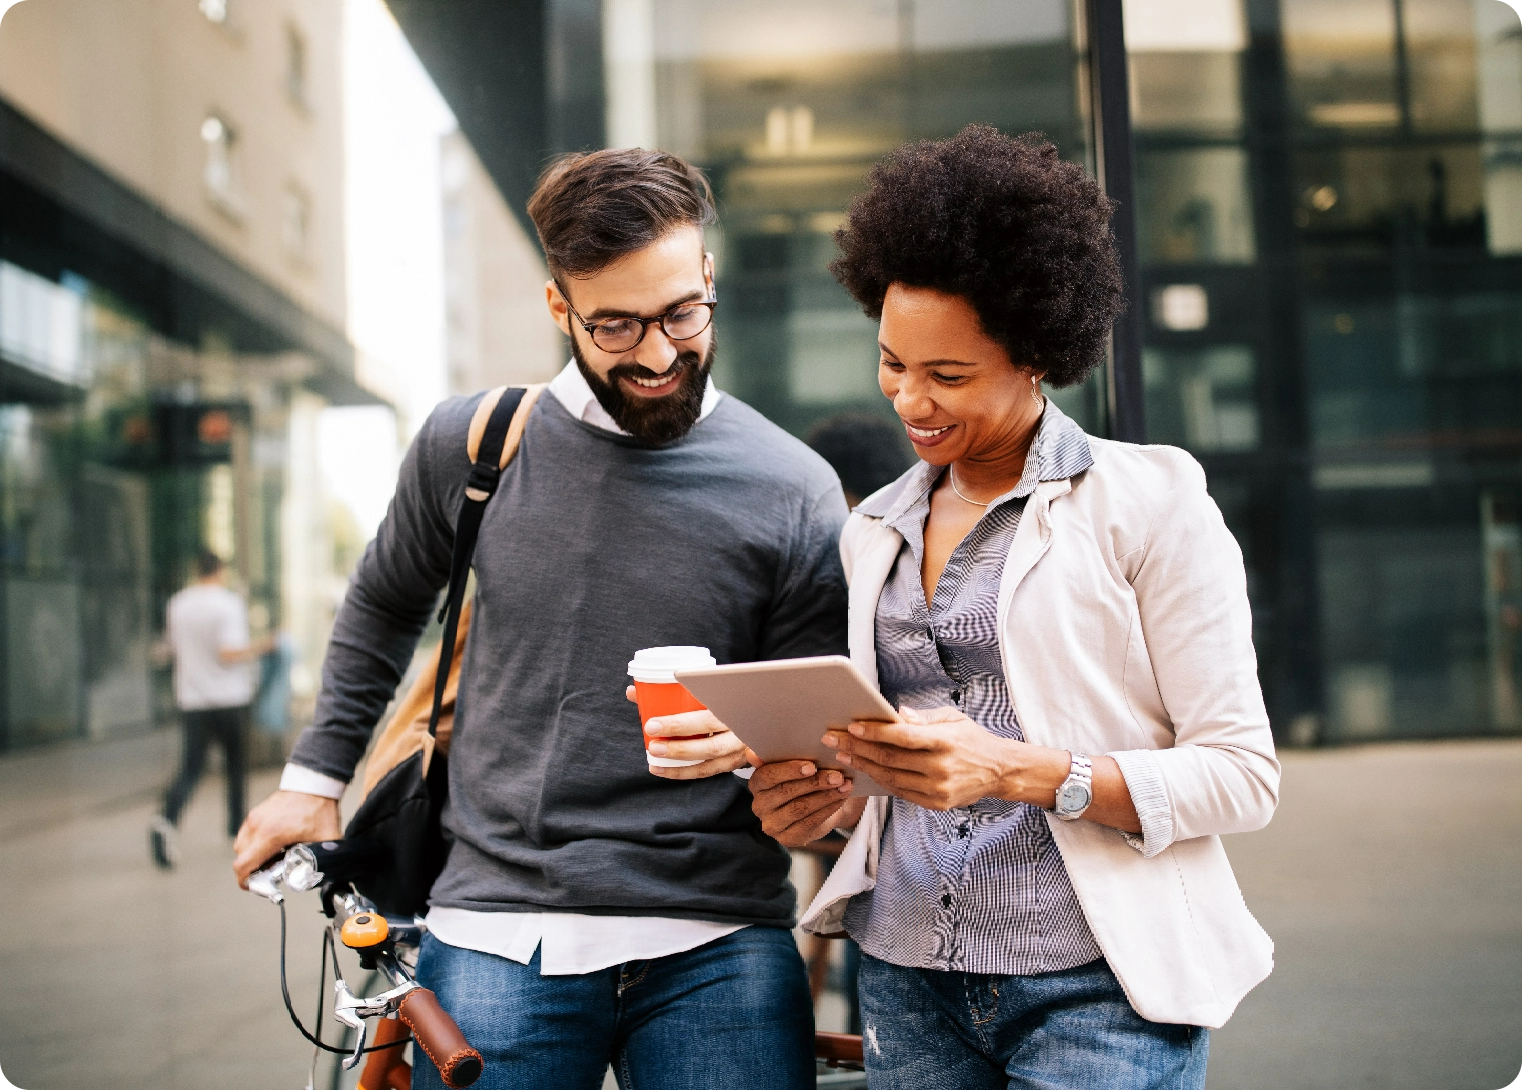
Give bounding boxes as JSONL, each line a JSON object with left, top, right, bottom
{"left": 149, "top": 816, "right": 178, "bottom": 869}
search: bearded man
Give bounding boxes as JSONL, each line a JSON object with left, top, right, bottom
{"left": 233, "top": 149, "right": 848, "bottom": 1089}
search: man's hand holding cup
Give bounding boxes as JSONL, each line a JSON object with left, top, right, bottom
{"left": 626, "top": 646, "right": 749, "bottom": 779}
{"left": 638, "top": 699, "right": 751, "bottom": 779}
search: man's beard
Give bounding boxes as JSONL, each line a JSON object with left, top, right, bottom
{"left": 572, "top": 335, "right": 715, "bottom": 446}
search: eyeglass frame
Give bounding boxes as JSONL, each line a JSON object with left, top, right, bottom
{"left": 555, "top": 284, "right": 718, "bottom": 353}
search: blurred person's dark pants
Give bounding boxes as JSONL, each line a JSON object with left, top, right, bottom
{"left": 163, "top": 705, "right": 249, "bottom": 837}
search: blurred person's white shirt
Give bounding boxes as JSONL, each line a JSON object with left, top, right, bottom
{"left": 280, "top": 361, "right": 737, "bottom": 974}
{"left": 167, "top": 583, "right": 255, "bottom": 710}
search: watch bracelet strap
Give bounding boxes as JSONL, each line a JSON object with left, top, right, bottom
{"left": 1071, "top": 752, "right": 1093, "bottom": 785}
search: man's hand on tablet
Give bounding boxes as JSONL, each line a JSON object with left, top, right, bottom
{"left": 748, "top": 761, "right": 866, "bottom": 847}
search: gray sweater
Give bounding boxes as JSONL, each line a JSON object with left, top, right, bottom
{"left": 290, "top": 391, "right": 849, "bottom": 926}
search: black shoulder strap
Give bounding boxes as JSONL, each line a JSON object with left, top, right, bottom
{"left": 428, "top": 388, "right": 528, "bottom": 738}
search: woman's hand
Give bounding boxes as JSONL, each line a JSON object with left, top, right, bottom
{"left": 749, "top": 760, "right": 864, "bottom": 847}
{"left": 829, "top": 706, "right": 1141, "bottom": 831}
{"left": 827, "top": 705, "right": 1069, "bottom": 811}
{"left": 626, "top": 685, "right": 750, "bottom": 779}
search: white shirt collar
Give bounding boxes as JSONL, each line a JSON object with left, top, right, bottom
{"left": 547, "top": 360, "right": 722, "bottom": 436}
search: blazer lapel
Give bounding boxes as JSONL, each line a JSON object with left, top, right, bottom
{"left": 996, "top": 478, "right": 1071, "bottom": 624}
{"left": 846, "top": 520, "right": 902, "bottom": 692}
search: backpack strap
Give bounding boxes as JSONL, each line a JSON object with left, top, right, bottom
{"left": 427, "top": 384, "right": 544, "bottom": 739}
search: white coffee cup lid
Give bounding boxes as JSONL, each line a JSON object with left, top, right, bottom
{"left": 628, "top": 645, "right": 715, "bottom": 684}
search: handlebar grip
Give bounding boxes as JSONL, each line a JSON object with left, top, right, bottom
{"left": 398, "top": 987, "right": 483, "bottom": 1089}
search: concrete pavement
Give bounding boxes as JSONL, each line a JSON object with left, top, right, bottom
{"left": 1208, "top": 739, "right": 1522, "bottom": 1090}
{"left": 1, "top": 732, "right": 1519, "bottom": 1089}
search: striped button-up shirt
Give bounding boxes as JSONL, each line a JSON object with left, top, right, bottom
{"left": 843, "top": 401, "right": 1104, "bottom": 975}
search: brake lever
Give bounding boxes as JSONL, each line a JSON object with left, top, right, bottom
{"left": 332, "top": 977, "right": 420, "bottom": 1070}
{"left": 247, "top": 844, "right": 332, "bottom": 906}
{"left": 247, "top": 857, "right": 288, "bottom": 904}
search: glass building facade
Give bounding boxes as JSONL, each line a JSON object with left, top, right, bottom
{"left": 0, "top": 258, "right": 316, "bottom": 749}
{"left": 1130, "top": 0, "right": 1522, "bottom": 741}
{"left": 630, "top": 0, "right": 1108, "bottom": 440}
{"left": 534, "top": 0, "right": 1520, "bottom": 745}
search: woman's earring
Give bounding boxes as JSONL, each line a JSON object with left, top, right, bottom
{"left": 1031, "top": 373, "right": 1042, "bottom": 407}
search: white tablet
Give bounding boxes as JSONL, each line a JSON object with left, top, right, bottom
{"left": 675, "top": 655, "right": 898, "bottom": 796}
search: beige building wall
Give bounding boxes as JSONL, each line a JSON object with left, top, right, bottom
{"left": 0, "top": 0, "right": 347, "bottom": 330}
{"left": 440, "top": 129, "right": 565, "bottom": 394}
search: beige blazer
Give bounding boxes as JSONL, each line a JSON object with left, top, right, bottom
{"left": 800, "top": 437, "right": 1280, "bottom": 1029}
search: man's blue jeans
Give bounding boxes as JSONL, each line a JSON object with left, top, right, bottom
{"left": 858, "top": 955, "right": 1208, "bottom": 1090}
{"left": 410, "top": 925, "right": 814, "bottom": 1090}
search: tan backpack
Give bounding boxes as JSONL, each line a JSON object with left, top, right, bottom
{"left": 359, "top": 382, "right": 545, "bottom": 798}
{"left": 340, "top": 383, "right": 544, "bottom": 915}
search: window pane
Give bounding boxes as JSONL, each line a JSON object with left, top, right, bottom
{"left": 1126, "top": 0, "right": 1247, "bottom": 133}
{"left": 1281, "top": 0, "right": 1401, "bottom": 131}
{"left": 1133, "top": 0, "right": 1522, "bottom": 745}
{"left": 639, "top": 0, "right": 1096, "bottom": 436}
{"left": 1137, "top": 147, "right": 1256, "bottom": 263}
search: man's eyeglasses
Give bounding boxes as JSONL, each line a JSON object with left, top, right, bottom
{"left": 559, "top": 288, "right": 717, "bottom": 354}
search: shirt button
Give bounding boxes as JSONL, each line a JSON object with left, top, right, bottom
{"left": 940, "top": 893, "right": 953, "bottom": 909}
{"left": 959, "top": 823, "right": 970, "bottom": 838}
{"left": 950, "top": 690, "right": 962, "bottom": 704}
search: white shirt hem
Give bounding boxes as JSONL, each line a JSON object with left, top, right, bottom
{"left": 425, "top": 907, "right": 747, "bottom": 975}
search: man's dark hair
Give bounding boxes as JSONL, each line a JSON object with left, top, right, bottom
{"left": 196, "top": 550, "right": 225, "bottom": 578}
{"left": 527, "top": 148, "right": 716, "bottom": 280}
{"left": 806, "top": 413, "right": 914, "bottom": 504}
{"left": 829, "top": 125, "right": 1124, "bottom": 388}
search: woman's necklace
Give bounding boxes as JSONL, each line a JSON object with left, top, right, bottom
{"left": 948, "top": 466, "right": 992, "bottom": 507}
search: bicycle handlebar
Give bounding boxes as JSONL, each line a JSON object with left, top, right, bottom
{"left": 398, "top": 988, "right": 484, "bottom": 1088}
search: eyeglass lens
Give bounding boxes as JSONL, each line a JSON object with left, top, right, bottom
{"left": 590, "top": 303, "right": 712, "bottom": 352}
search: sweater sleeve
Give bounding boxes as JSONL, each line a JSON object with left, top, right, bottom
{"left": 286, "top": 398, "right": 473, "bottom": 783}
{"left": 1106, "top": 450, "right": 1281, "bottom": 856}
{"left": 757, "top": 484, "right": 851, "bottom": 661}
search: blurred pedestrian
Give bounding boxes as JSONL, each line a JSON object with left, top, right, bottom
{"left": 150, "top": 550, "right": 273, "bottom": 869}
{"left": 806, "top": 412, "right": 914, "bottom": 507}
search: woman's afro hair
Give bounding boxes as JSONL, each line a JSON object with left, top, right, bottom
{"left": 830, "top": 125, "right": 1125, "bottom": 388}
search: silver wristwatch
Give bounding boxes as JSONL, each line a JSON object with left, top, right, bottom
{"left": 1053, "top": 753, "right": 1094, "bottom": 821}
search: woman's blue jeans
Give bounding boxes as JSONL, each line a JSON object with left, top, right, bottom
{"left": 858, "top": 954, "right": 1208, "bottom": 1090}
{"left": 410, "top": 925, "right": 814, "bottom": 1090}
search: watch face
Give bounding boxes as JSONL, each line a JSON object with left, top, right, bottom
{"left": 1057, "top": 782, "right": 1092, "bottom": 813}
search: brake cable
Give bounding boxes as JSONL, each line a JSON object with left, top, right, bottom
{"left": 277, "top": 898, "right": 413, "bottom": 1057}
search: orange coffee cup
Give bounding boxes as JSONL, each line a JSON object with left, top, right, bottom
{"left": 628, "top": 646, "right": 716, "bottom": 767}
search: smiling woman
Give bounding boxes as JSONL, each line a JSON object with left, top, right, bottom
{"left": 746, "top": 125, "right": 1281, "bottom": 1090}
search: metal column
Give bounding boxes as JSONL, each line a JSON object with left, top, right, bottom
{"left": 1084, "top": 0, "right": 1147, "bottom": 443}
